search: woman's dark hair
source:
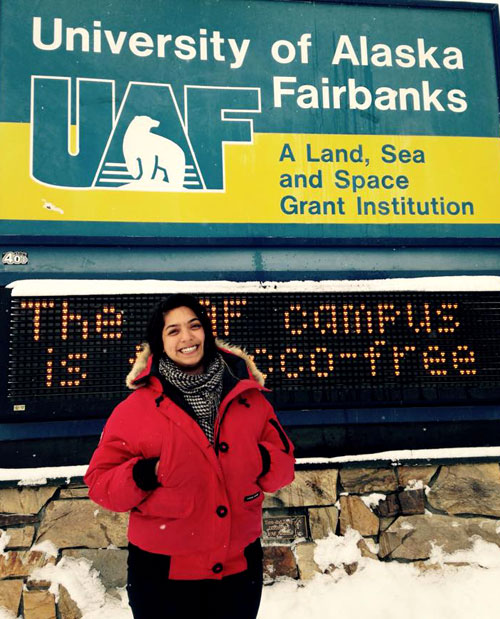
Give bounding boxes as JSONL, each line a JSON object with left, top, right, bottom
{"left": 146, "top": 293, "right": 218, "bottom": 364}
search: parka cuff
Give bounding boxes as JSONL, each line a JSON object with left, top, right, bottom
{"left": 132, "top": 457, "right": 160, "bottom": 491}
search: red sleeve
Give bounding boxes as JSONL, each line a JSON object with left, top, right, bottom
{"left": 257, "top": 400, "right": 295, "bottom": 493}
{"left": 84, "top": 403, "right": 151, "bottom": 512}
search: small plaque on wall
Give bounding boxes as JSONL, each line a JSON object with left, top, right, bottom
{"left": 263, "top": 515, "right": 308, "bottom": 542}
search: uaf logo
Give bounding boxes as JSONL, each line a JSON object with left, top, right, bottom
{"left": 31, "top": 78, "right": 261, "bottom": 191}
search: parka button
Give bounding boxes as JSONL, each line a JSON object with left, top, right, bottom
{"left": 216, "top": 505, "right": 228, "bottom": 518}
{"left": 219, "top": 442, "right": 229, "bottom": 453}
{"left": 212, "top": 563, "right": 223, "bottom": 574}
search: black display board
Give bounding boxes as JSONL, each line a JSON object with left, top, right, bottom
{"left": 5, "top": 290, "right": 500, "bottom": 418}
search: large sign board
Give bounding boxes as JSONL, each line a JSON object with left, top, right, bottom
{"left": 1, "top": 0, "right": 500, "bottom": 242}
{"left": 3, "top": 279, "right": 500, "bottom": 420}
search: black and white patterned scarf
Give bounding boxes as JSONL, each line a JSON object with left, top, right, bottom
{"left": 158, "top": 353, "right": 224, "bottom": 443}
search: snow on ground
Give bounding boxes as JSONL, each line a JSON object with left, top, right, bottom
{"left": 261, "top": 531, "right": 500, "bottom": 619}
{"left": 0, "top": 530, "right": 494, "bottom": 619}
{"left": 261, "top": 559, "right": 500, "bottom": 619}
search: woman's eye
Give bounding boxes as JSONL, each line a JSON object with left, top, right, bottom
{"left": 191, "top": 323, "right": 201, "bottom": 329}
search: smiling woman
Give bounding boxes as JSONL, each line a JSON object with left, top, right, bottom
{"left": 84, "top": 293, "right": 295, "bottom": 619}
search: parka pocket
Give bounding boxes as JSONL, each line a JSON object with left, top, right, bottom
{"left": 136, "top": 485, "right": 195, "bottom": 520}
{"left": 242, "top": 486, "right": 265, "bottom": 511}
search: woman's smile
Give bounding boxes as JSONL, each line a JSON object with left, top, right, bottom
{"left": 179, "top": 344, "right": 198, "bottom": 354}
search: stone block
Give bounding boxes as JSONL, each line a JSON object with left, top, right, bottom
{"left": 0, "top": 514, "right": 38, "bottom": 527}
{"left": 397, "top": 465, "right": 438, "bottom": 489}
{"left": 0, "top": 550, "right": 56, "bottom": 578}
{"left": 62, "top": 549, "right": 128, "bottom": 589}
{"left": 23, "top": 589, "right": 56, "bottom": 619}
{"left": 379, "top": 514, "right": 500, "bottom": 561}
{"left": 377, "top": 494, "right": 400, "bottom": 518}
{"left": 340, "top": 467, "right": 398, "bottom": 493}
{"left": 36, "top": 500, "right": 128, "bottom": 548}
{"left": 4, "top": 526, "right": 35, "bottom": 549}
{"left": 27, "top": 579, "right": 52, "bottom": 589}
{"left": 344, "top": 562, "right": 358, "bottom": 575}
{"left": 59, "top": 488, "right": 89, "bottom": 499}
{"left": 339, "top": 496, "right": 379, "bottom": 536}
{"left": 398, "top": 489, "right": 425, "bottom": 516}
{"left": 308, "top": 506, "right": 339, "bottom": 539}
{"left": 263, "top": 546, "right": 298, "bottom": 580}
{"left": 0, "top": 579, "right": 23, "bottom": 615}
{"left": 427, "top": 464, "right": 500, "bottom": 516}
{"left": 0, "top": 487, "right": 57, "bottom": 515}
{"left": 357, "top": 538, "right": 378, "bottom": 560}
{"left": 57, "top": 585, "right": 83, "bottom": 619}
{"left": 264, "top": 470, "right": 338, "bottom": 508}
{"left": 379, "top": 516, "right": 398, "bottom": 532}
{"left": 294, "top": 542, "right": 320, "bottom": 580}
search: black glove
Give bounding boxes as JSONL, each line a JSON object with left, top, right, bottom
{"left": 132, "top": 457, "right": 160, "bottom": 491}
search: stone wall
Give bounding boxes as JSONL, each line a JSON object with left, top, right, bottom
{"left": 2, "top": 460, "right": 500, "bottom": 617}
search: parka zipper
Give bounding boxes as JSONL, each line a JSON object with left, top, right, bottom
{"left": 213, "top": 383, "right": 261, "bottom": 455}
{"left": 214, "top": 399, "right": 233, "bottom": 456}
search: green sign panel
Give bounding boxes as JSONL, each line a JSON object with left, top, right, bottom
{"left": 1, "top": 0, "right": 499, "bottom": 241}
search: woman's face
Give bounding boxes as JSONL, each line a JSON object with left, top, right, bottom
{"left": 162, "top": 306, "right": 206, "bottom": 374}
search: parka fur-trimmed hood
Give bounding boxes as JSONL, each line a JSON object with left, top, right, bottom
{"left": 126, "top": 339, "right": 265, "bottom": 389}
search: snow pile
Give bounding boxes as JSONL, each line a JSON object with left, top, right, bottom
{"left": 30, "top": 556, "right": 131, "bottom": 619}
{"left": 261, "top": 531, "right": 500, "bottom": 619}
{"left": 0, "top": 531, "right": 10, "bottom": 556}
{"left": 360, "top": 493, "right": 386, "bottom": 509}
{"left": 260, "top": 560, "right": 500, "bottom": 619}
{"left": 429, "top": 537, "right": 500, "bottom": 569}
{"left": 314, "top": 528, "right": 363, "bottom": 571}
{"left": 31, "top": 540, "right": 59, "bottom": 558}
{"left": 18, "top": 477, "right": 48, "bottom": 487}
{"left": 404, "top": 479, "right": 425, "bottom": 491}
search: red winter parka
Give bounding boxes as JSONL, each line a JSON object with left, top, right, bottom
{"left": 84, "top": 342, "right": 295, "bottom": 580}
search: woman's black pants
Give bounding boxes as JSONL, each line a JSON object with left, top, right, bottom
{"left": 127, "top": 540, "right": 263, "bottom": 619}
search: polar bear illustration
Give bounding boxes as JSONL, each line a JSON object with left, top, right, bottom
{"left": 122, "top": 115, "right": 186, "bottom": 190}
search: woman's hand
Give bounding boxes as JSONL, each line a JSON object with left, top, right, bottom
{"left": 132, "top": 458, "right": 161, "bottom": 491}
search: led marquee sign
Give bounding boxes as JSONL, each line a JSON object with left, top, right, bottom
{"left": 6, "top": 286, "right": 500, "bottom": 417}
